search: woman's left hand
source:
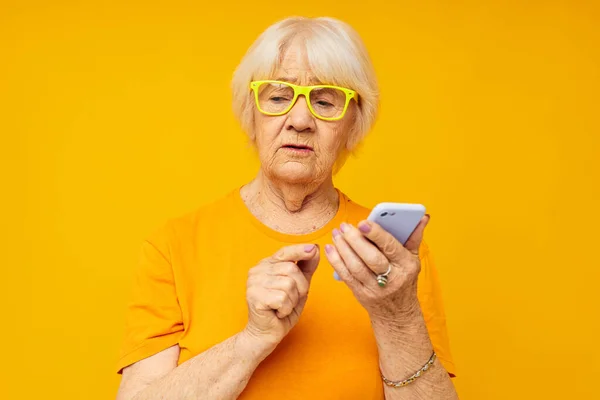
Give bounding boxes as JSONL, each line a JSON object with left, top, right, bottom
{"left": 324, "top": 215, "right": 430, "bottom": 322}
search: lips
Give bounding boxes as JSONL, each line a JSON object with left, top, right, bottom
{"left": 281, "top": 144, "right": 314, "bottom": 151}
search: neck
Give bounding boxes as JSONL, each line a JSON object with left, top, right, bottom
{"left": 240, "top": 170, "right": 339, "bottom": 235}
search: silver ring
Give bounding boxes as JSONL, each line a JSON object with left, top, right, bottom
{"left": 376, "top": 265, "right": 392, "bottom": 287}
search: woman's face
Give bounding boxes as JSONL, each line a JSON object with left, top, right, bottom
{"left": 253, "top": 40, "right": 356, "bottom": 185}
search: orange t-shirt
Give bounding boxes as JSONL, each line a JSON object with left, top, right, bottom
{"left": 116, "top": 187, "right": 456, "bottom": 398}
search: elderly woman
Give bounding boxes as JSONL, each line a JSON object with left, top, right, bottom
{"left": 116, "top": 16, "right": 458, "bottom": 400}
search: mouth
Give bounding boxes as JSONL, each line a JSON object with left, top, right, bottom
{"left": 281, "top": 144, "right": 314, "bottom": 151}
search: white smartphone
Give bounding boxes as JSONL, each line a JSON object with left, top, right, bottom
{"left": 367, "top": 202, "right": 426, "bottom": 245}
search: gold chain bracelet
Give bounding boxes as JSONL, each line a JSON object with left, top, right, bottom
{"left": 381, "top": 351, "right": 437, "bottom": 388}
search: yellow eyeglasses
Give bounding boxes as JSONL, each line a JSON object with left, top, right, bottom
{"left": 250, "top": 80, "right": 358, "bottom": 121}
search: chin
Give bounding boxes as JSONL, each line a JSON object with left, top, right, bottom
{"left": 271, "top": 162, "right": 318, "bottom": 184}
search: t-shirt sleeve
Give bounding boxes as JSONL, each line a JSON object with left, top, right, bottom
{"left": 417, "top": 240, "right": 457, "bottom": 377}
{"left": 116, "top": 224, "right": 184, "bottom": 374}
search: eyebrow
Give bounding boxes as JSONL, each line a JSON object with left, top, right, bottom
{"left": 274, "top": 77, "right": 322, "bottom": 85}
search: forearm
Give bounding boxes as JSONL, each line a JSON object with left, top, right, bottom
{"left": 132, "top": 331, "right": 274, "bottom": 400}
{"left": 371, "top": 309, "right": 458, "bottom": 400}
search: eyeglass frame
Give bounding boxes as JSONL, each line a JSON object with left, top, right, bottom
{"left": 249, "top": 80, "right": 358, "bottom": 121}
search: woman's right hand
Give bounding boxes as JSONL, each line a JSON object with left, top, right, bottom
{"left": 243, "top": 244, "right": 320, "bottom": 348}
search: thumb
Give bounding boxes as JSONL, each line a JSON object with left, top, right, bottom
{"left": 297, "top": 244, "right": 320, "bottom": 282}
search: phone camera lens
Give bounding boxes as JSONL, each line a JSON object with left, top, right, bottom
{"left": 380, "top": 212, "right": 388, "bottom": 217}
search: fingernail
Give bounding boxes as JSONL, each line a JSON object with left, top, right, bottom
{"left": 304, "top": 244, "right": 315, "bottom": 252}
{"left": 325, "top": 244, "right": 334, "bottom": 254}
{"left": 425, "top": 214, "right": 431, "bottom": 219}
{"left": 340, "top": 222, "right": 351, "bottom": 233}
{"left": 333, "top": 271, "right": 342, "bottom": 281}
{"left": 332, "top": 228, "right": 341, "bottom": 238}
{"left": 358, "top": 221, "right": 371, "bottom": 233}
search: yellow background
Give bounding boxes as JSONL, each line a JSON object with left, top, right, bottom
{"left": 3, "top": 1, "right": 599, "bottom": 399}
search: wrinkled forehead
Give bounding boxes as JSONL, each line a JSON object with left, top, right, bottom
{"left": 271, "top": 40, "right": 322, "bottom": 85}
{"left": 254, "top": 35, "right": 350, "bottom": 88}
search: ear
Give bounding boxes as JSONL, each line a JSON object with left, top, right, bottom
{"left": 344, "top": 110, "right": 368, "bottom": 151}
{"left": 248, "top": 116, "right": 256, "bottom": 142}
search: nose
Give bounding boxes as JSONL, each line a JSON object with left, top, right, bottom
{"left": 285, "top": 95, "right": 316, "bottom": 133}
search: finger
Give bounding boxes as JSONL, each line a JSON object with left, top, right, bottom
{"left": 324, "top": 243, "right": 363, "bottom": 288}
{"left": 355, "top": 220, "right": 407, "bottom": 263}
{"left": 332, "top": 229, "right": 372, "bottom": 284}
{"left": 263, "top": 276, "right": 299, "bottom": 308}
{"left": 297, "top": 245, "right": 320, "bottom": 282}
{"left": 404, "top": 214, "right": 430, "bottom": 254}
{"left": 270, "top": 244, "right": 320, "bottom": 282}
{"left": 264, "top": 289, "right": 295, "bottom": 318}
{"left": 270, "top": 243, "right": 319, "bottom": 264}
{"left": 269, "top": 261, "right": 310, "bottom": 297}
{"left": 339, "top": 222, "right": 389, "bottom": 275}
{"left": 246, "top": 286, "right": 276, "bottom": 315}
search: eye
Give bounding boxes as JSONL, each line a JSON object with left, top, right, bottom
{"left": 269, "top": 96, "right": 290, "bottom": 102}
{"left": 316, "top": 100, "right": 334, "bottom": 107}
